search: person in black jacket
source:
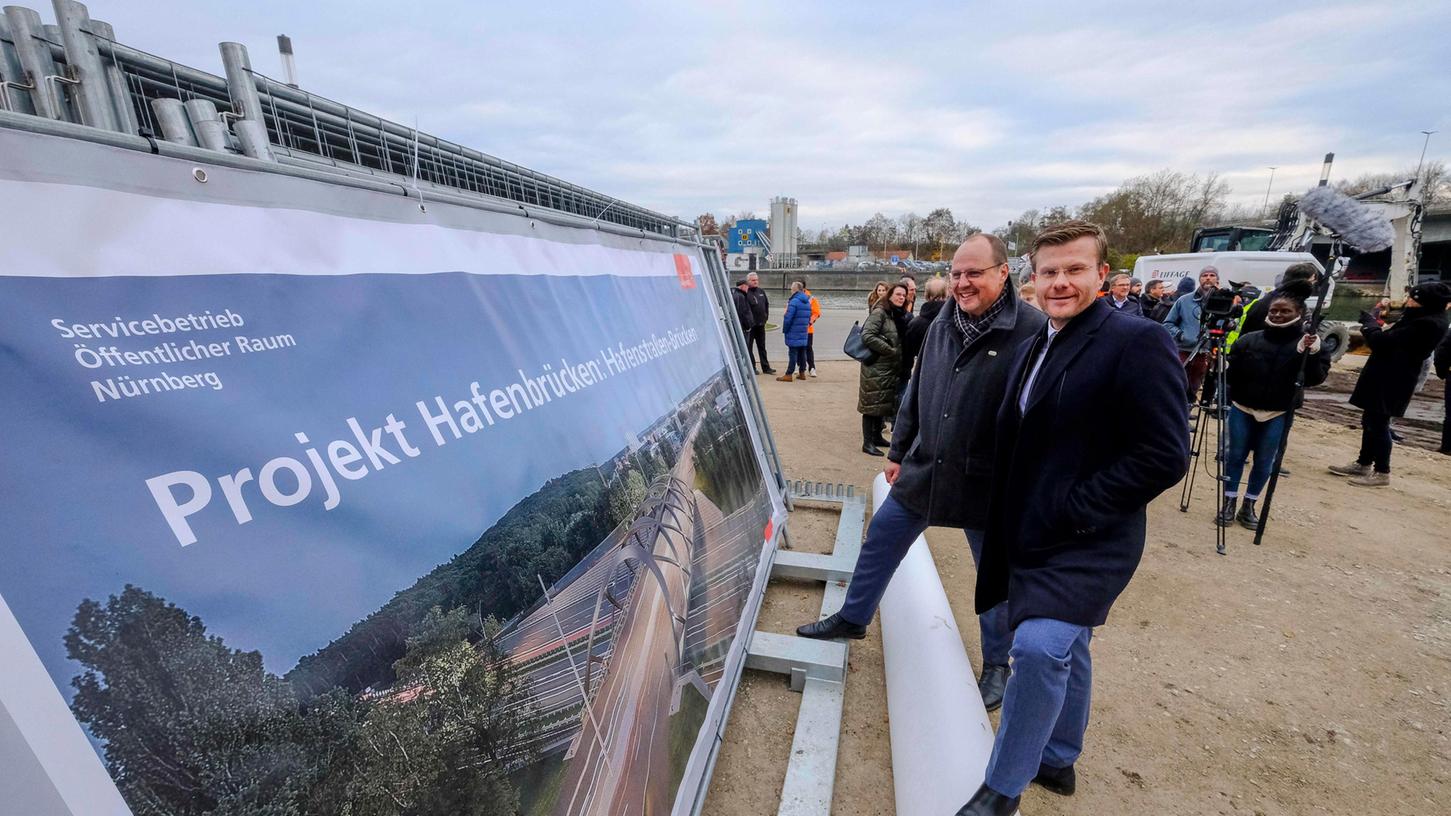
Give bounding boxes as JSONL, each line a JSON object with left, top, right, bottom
{"left": 743, "top": 272, "right": 774, "bottom": 374}
{"left": 958, "top": 222, "right": 1187, "bottom": 816}
{"left": 798, "top": 234, "right": 1045, "bottom": 713}
{"left": 731, "top": 280, "right": 754, "bottom": 341}
{"left": 1435, "top": 324, "right": 1451, "bottom": 455}
{"left": 1217, "top": 281, "right": 1331, "bottom": 530}
{"left": 901, "top": 275, "right": 948, "bottom": 378}
{"left": 1142, "top": 279, "right": 1173, "bottom": 322}
{"left": 1329, "top": 282, "right": 1451, "bottom": 486}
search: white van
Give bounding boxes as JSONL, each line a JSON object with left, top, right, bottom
{"left": 1132, "top": 251, "right": 1351, "bottom": 359}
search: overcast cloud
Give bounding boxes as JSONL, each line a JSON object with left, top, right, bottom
{"left": 93, "top": 0, "right": 1450, "bottom": 229}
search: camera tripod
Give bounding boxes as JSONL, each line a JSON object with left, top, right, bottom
{"left": 1177, "top": 322, "right": 1231, "bottom": 556}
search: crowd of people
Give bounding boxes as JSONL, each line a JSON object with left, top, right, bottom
{"left": 768, "top": 219, "right": 1451, "bottom": 815}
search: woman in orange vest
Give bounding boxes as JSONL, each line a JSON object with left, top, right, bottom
{"left": 804, "top": 282, "right": 822, "bottom": 377}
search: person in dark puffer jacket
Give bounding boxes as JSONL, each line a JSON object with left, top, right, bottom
{"left": 857, "top": 283, "right": 907, "bottom": 455}
{"left": 1217, "top": 281, "right": 1331, "bottom": 530}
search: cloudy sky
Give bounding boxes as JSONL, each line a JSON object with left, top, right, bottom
{"left": 94, "top": 0, "right": 1449, "bottom": 230}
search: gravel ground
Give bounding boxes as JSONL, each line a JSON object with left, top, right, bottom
{"left": 703, "top": 359, "right": 1450, "bottom": 816}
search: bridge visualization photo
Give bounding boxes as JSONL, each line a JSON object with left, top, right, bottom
{"left": 497, "top": 376, "right": 773, "bottom": 816}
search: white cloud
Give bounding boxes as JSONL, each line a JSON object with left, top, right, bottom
{"left": 84, "top": 0, "right": 1451, "bottom": 230}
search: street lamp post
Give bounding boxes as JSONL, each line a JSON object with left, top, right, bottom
{"left": 1261, "top": 166, "right": 1277, "bottom": 217}
{"left": 1415, "top": 130, "right": 1437, "bottom": 195}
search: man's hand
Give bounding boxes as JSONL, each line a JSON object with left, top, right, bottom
{"left": 884, "top": 461, "right": 901, "bottom": 484}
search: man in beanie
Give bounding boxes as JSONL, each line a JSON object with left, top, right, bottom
{"left": 1163, "top": 267, "right": 1221, "bottom": 404}
{"left": 1330, "top": 282, "right": 1451, "bottom": 486}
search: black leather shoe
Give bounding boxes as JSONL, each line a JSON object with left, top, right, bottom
{"left": 874, "top": 436, "right": 891, "bottom": 448}
{"left": 796, "top": 612, "right": 867, "bottom": 640}
{"left": 954, "top": 783, "right": 1020, "bottom": 815}
{"left": 762, "top": 368, "right": 777, "bottom": 375}
{"left": 1032, "top": 762, "right": 1076, "bottom": 796}
{"left": 1236, "top": 498, "right": 1261, "bottom": 531}
{"left": 978, "top": 663, "right": 1009, "bottom": 712}
{"left": 861, "top": 443, "right": 884, "bottom": 457}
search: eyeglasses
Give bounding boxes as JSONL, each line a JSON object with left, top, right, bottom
{"left": 1033, "top": 264, "right": 1096, "bottom": 281}
{"left": 949, "top": 264, "right": 1006, "bottom": 282}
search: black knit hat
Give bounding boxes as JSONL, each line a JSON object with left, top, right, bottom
{"left": 1410, "top": 282, "right": 1451, "bottom": 311}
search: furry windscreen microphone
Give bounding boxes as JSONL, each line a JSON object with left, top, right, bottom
{"left": 1297, "top": 186, "right": 1396, "bottom": 252}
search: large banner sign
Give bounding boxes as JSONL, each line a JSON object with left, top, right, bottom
{"left": 0, "top": 128, "right": 781, "bottom": 816}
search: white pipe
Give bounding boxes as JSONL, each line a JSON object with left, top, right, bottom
{"left": 874, "top": 473, "right": 997, "bottom": 816}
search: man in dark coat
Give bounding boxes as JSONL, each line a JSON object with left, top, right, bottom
{"left": 732, "top": 280, "right": 755, "bottom": 342}
{"left": 956, "top": 221, "right": 1188, "bottom": 816}
{"left": 1142, "top": 279, "right": 1173, "bottom": 322}
{"left": 744, "top": 272, "right": 774, "bottom": 374}
{"left": 901, "top": 275, "right": 948, "bottom": 379}
{"left": 1329, "top": 282, "right": 1451, "bottom": 486}
{"left": 799, "top": 234, "right": 1045, "bottom": 711}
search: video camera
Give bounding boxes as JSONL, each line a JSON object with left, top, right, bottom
{"left": 1199, "top": 280, "right": 1259, "bottom": 325}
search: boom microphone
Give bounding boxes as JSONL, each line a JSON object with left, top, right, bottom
{"left": 1297, "top": 186, "right": 1396, "bottom": 252}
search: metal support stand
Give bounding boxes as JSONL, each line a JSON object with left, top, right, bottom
{"left": 741, "top": 486, "right": 865, "bottom": 816}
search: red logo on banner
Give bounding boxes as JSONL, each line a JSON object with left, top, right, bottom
{"left": 674, "top": 254, "right": 695, "bottom": 289}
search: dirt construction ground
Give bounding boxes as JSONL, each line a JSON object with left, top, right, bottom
{"left": 703, "top": 358, "right": 1449, "bottom": 816}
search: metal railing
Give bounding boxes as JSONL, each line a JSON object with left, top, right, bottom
{"left": 0, "top": 1, "right": 688, "bottom": 238}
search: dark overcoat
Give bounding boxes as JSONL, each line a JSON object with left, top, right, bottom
{"left": 887, "top": 288, "right": 1045, "bottom": 530}
{"left": 732, "top": 288, "right": 754, "bottom": 330}
{"left": 976, "top": 299, "right": 1190, "bottom": 629}
{"left": 901, "top": 299, "right": 945, "bottom": 378}
{"left": 857, "top": 306, "right": 902, "bottom": 417}
{"left": 1349, "top": 307, "right": 1450, "bottom": 417}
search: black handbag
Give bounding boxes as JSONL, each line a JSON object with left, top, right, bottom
{"left": 843, "top": 321, "right": 877, "bottom": 364}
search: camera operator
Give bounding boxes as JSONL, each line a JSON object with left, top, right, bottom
{"left": 1330, "top": 282, "right": 1451, "bottom": 486}
{"left": 1163, "top": 266, "right": 1223, "bottom": 405}
{"left": 1216, "top": 280, "right": 1331, "bottom": 530}
{"left": 1237, "top": 262, "right": 1319, "bottom": 337}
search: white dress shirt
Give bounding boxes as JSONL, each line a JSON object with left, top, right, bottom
{"left": 1018, "top": 323, "right": 1061, "bottom": 413}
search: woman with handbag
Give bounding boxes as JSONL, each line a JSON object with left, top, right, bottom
{"left": 858, "top": 283, "right": 908, "bottom": 456}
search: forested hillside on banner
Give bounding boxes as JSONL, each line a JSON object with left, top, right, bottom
{"left": 287, "top": 453, "right": 671, "bottom": 696}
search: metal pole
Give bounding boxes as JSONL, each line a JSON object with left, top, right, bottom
{"left": 51, "top": 0, "right": 115, "bottom": 129}
{"left": 1415, "top": 130, "right": 1436, "bottom": 195}
{"left": 4, "top": 6, "right": 62, "bottom": 119}
{"left": 1261, "top": 166, "right": 1277, "bottom": 217}
{"left": 218, "top": 41, "right": 272, "bottom": 160}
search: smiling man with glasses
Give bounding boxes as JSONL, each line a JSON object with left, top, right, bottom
{"left": 956, "top": 221, "right": 1189, "bottom": 815}
{"left": 798, "top": 233, "right": 1043, "bottom": 712}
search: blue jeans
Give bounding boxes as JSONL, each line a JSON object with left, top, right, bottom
{"left": 784, "top": 346, "right": 808, "bottom": 376}
{"left": 837, "top": 492, "right": 1011, "bottom": 666}
{"left": 1223, "top": 406, "right": 1287, "bottom": 499}
{"left": 984, "top": 617, "right": 1093, "bottom": 797}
